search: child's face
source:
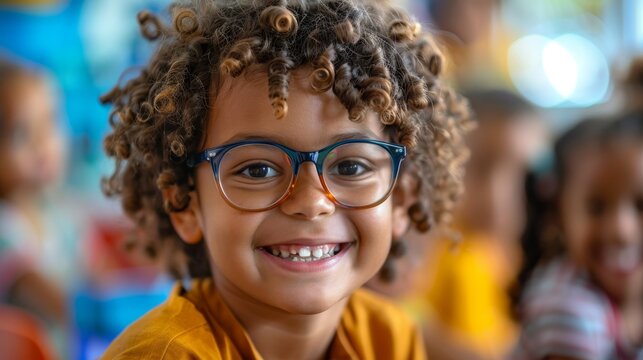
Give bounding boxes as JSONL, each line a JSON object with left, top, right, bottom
{"left": 0, "top": 75, "right": 65, "bottom": 196}
{"left": 173, "top": 67, "right": 409, "bottom": 314}
{"left": 456, "top": 115, "right": 544, "bottom": 244}
{"left": 562, "top": 142, "right": 643, "bottom": 302}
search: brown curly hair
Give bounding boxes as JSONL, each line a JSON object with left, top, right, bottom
{"left": 101, "top": 0, "right": 472, "bottom": 279}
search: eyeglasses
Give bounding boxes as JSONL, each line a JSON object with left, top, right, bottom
{"left": 188, "top": 139, "right": 406, "bottom": 211}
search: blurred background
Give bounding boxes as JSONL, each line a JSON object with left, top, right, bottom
{"left": 0, "top": 0, "right": 641, "bottom": 359}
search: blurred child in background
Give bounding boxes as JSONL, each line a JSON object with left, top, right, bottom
{"left": 367, "top": 88, "right": 547, "bottom": 360}
{"left": 426, "top": 0, "right": 513, "bottom": 89}
{"left": 0, "top": 54, "right": 85, "bottom": 358}
{"left": 420, "top": 89, "right": 546, "bottom": 360}
{"left": 511, "top": 112, "right": 643, "bottom": 359}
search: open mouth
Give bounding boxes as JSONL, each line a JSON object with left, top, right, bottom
{"left": 260, "top": 243, "right": 348, "bottom": 262}
{"left": 598, "top": 247, "right": 642, "bottom": 274}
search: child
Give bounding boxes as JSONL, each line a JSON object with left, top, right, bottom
{"left": 99, "top": 0, "right": 471, "bottom": 358}
{"left": 0, "top": 54, "right": 79, "bottom": 358}
{"left": 421, "top": 89, "right": 545, "bottom": 360}
{"left": 511, "top": 113, "right": 643, "bottom": 360}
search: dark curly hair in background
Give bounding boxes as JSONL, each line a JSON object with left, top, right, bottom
{"left": 101, "top": 0, "right": 472, "bottom": 279}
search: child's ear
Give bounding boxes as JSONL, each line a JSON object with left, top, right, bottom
{"left": 162, "top": 187, "right": 203, "bottom": 245}
{"left": 391, "top": 171, "right": 418, "bottom": 239}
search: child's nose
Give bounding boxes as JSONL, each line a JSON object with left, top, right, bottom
{"left": 280, "top": 162, "right": 335, "bottom": 219}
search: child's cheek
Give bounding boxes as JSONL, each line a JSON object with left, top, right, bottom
{"left": 351, "top": 204, "right": 394, "bottom": 245}
{"left": 206, "top": 207, "right": 267, "bottom": 247}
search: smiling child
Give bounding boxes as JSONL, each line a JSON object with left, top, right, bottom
{"left": 512, "top": 113, "right": 643, "bottom": 360}
{"left": 99, "top": 1, "right": 470, "bottom": 359}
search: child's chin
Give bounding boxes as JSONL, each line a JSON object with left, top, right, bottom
{"left": 273, "top": 293, "right": 345, "bottom": 315}
{"left": 594, "top": 270, "right": 641, "bottom": 302}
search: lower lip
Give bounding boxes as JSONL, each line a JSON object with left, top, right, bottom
{"left": 601, "top": 262, "right": 643, "bottom": 277}
{"left": 258, "top": 243, "right": 352, "bottom": 273}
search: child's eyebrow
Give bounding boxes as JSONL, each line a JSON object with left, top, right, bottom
{"left": 329, "top": 131, "right": 383, "bottom": 142}
{"left": 218, "top": 131, "right": 383, "bottom": 147}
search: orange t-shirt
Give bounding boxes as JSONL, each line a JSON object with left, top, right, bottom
{"left": 101, "top": 278, "right": 426, "bottom": 359}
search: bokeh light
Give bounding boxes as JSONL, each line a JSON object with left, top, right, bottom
{"left": 509, "top": 33, "right": 610, "bottom": 108}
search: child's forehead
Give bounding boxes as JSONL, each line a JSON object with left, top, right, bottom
{"left": 598, "top": 141, "right": 643, "bottom": 169}
{"left": 581, "top": 144, "right": 643, "bottom": 197}
{"left": 211, "top": 64, "right": 344, "bottom": 120}
{"left": 564, "top": 142, "right": 640, "bottom": 184}
{"left": 0, "top": 75, "right": 47, "bottom": 120}
{"left": 214, "top": 64, "right": 315, "bottom": 95}
{"left": 204, "top": 65, "right": 386, "bottom": 148}
{"left": 564, "top": 144, "right": 600, "bottom": 173}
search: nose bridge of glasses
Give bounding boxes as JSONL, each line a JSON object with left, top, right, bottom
{"left": 290, "top": 150, "right": 327, "bottom": 193}
{"left": 292, "top": 151, "right": 323, "bottom": 175}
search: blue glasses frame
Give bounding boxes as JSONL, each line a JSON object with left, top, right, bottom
{"left": 187, "top": 139, "right": 407, "bottom": 211}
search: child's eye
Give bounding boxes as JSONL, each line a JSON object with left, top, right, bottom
{"left": 329, "top": 160, "right": 371, "bottom": 177}
{"left": 238, "top": 163, "right": 280, "bottom": 179}
{"left": 586, "top": 197, "right": 606, "bottom": 217}
{"left": 635, "top": 196, "right": 643, "bottom": 214}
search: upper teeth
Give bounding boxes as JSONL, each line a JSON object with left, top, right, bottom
{"left": 268, "top": 244, "right": 341, "bottom": 261}
{"left": 299, "top": 247, "right": 311, "bottom": 257}
{"left": 601, "top": 247, "right": 642, "bottom": 271}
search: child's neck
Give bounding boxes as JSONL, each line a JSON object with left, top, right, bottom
{"left": 215, "top": 274, "right": 347, "bottom": 360}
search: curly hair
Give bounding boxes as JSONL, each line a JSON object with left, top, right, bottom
{"left": 101, "top": 0, "right": 472, "bottom": 279}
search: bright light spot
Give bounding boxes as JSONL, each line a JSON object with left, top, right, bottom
{"left": 508, "top": 33, "right": 610, "bottom": 108}
{"left": 508, "top": 35, "right": 564, "bottom": 107}
{"left": 543, "top": 40, "right": 577, "bottom": 98}
{"left": 635, "top": 0, "right": 643, "bottom": 49}
{"left": 555, "top": 34, "right": 610, "bottom": 106}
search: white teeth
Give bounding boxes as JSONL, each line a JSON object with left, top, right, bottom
{"left": 601, "top": 247, "right": 642, "bottom": 272}
{"left": 606, "top": 251, "right": 639, "bottom": 269}
{"left": 267, "top": 243, "right": 346, "bottom": 261}
{"left": 618, "top": 252, "right": 638, "bottom": 267}
{"left": 298, "top": 247, "right": 311, "bottom": 257}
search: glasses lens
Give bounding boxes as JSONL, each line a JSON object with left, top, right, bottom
{"left": 322, "top": 142, "right": 394, "bottom": 207}
{"left": 218, "top": 144, "right": 293, "bottom": 210}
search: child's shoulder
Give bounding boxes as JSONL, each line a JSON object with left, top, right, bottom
{"left": 100, "top": 281, "right": 219, "bottom": 360}
{"left": 524, "top": 257, "right": 606, "bottom": 302}
{"left": 102, "top": 282, "right": 425, "bottom": 360}
{"left": 521, "top": 257, "right": 611, "bottom": 323}
{"left": 345, "top": 287, "right": 417, "bottom": 326}
{"left": 513, "top": 258, "right": 615, "bottom": 360}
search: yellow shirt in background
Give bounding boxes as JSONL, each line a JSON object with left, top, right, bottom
{"left": 420, "top": 233, "right": 518, "bottom": 358}
{"left": 101, "top": 278, "right": 426, "bottom": 360}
